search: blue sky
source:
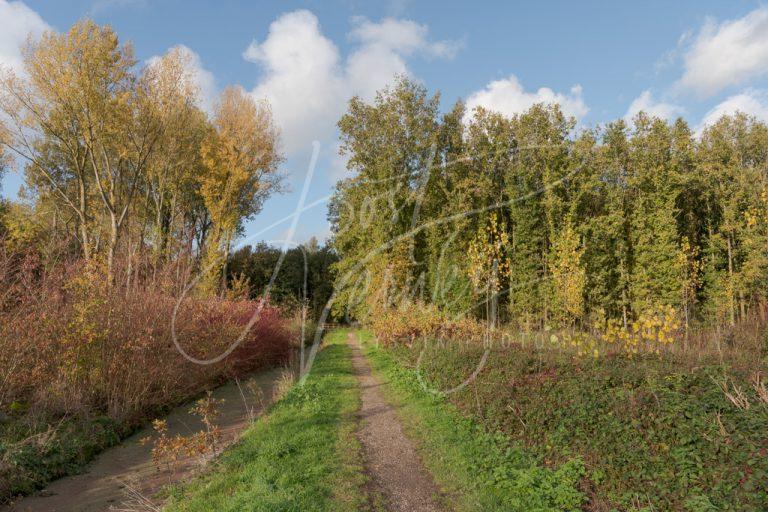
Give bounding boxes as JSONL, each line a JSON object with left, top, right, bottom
{"left": 2, "top": 0, "right": 768, "bottom": 247}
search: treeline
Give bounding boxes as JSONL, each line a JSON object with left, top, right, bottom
{"left": 330, "top": 78, "right": 768, "bottom": 332}
{"left": 227, "top": 238, "right": 338, "bottom": 320}
{"left": 0, "top": 20, "right": 281, "bottom": 289}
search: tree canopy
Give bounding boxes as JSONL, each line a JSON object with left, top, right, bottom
{"left": 0, "top": 20, "right": 282, "bottom": 288}
{"left": 330, "top": 78, "right": 768, "bottom": 332}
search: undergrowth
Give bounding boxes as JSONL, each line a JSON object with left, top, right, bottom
{"left": 0, "top": 249, "right": 293, "bottom": 503}
{"left": 384, "top": 335, "right": 768, "bottom": 511}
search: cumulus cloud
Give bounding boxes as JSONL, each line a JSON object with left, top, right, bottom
{"left": 147, "top": 45, "right": 217, "bottom": 114}
{"left": 0, "top": 0, "right": 50, "bottom": 74}
{"left": 677, "top": 7, "right": 768, "bottom": 97}
{"left": 243, "top": 10, "right": 345, "bottom": 157}
{"left": 464, "top": 75, "right": 588, "bottom": 123}
{"left": 348, "top": 17, "right": 459, "bottom": 59}
{"left": 624, "top": 90, "right": 684, "bottom": 122}
{"left": 346, "top": 17, "right": 460, "bottom": 101}
{"left": 243, "top": 10, "right": 458, "bottom": 157}
{"left": 696, "top": 89, "right": 768, "bottom": 133}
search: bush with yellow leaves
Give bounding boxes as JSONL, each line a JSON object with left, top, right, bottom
{"left": 556, "top": 331, "right": 601, "bottom": 358}
{"left": 598, "top": 304, "right": 681, "bottom": 356}
{"left": 370, "top": 301, "right": 486, "bottom": 346}
{"left": 141, "top": 392, "right": 224, "bottom": 481}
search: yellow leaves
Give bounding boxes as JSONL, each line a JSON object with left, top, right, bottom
{"left": 741, "top": 190, "right": 767, "bottom": 234}
{"left": 467, "top": 212, "right": 510, "bottom": 295}
{"left": 370, "top": 301, "right": 486, "bottom": 347}
{"left": 744, "top": 208, "right": 758, "bottom": 229}
{"left": 198, "top": 87, "right": 281, "bottom": 293}
{"left": 152, "top": 419, "right": 168, "bottom": 435}
{"left": 551, "top": 218, "right": 586, "bottom": 324}
{"left": 146, "top": 392, "right": 224, "bottom": 476}
{"left": 25, "top": 20, "right": 135, "bottom": 117}
{"left": 558, "top": 331, "right": 599, "bottom": 358}
{"left": 599, "top": 304, "right": 680, "bottom": 356}
{"left": 200, "top": 86, "right": 280, "bottom": 235}
{"left": 554, "top": 304, "right": 682, "bottom": 360}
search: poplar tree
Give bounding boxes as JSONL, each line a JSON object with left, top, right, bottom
{"left": 331, "top": 77, "right": 440, "bottom": 318}
{"left": 328, "top": 79, "right": 768, "bottom": 332}
{"left": 199, "top": 86, "right": 281, "bottom": 294}
{"left": 626, "top": 114, "right": 684, "bottom": 312}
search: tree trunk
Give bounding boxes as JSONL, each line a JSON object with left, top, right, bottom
{"left": 727, "top": 235, "right": 735, "bottom": 327}
{"left": 78, "top": 175, "right": 91, "bottom": 261}
{"left": 220, "top": 231, "right": 233, "bottom": 295}
{"left": 107, "top": 212, "right": 119, "bottom": 284}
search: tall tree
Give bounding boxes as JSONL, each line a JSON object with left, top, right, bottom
{"left": 199, "top": 86, "right": 281, "bottom": 294}
{"left": 626, "top": 114, "right": 685, "bottom": 313}
{"left": 699, "top": 114, "right": 768, "bottom": 325}
{"left": 331, "top": 77, "right": 440, "bottom": 319}
{"left": 0, "top": 20, "right": 157, "bottom": 279}
{"left": 141, "top": 47, "right": 210, "bottom": 263}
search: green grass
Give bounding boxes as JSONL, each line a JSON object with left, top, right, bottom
{"left": 380, "top": 335, "right": 768, "bottom": 511}
{"left": 357, "top": 330, "right": 586, "bottom": 512}
{"left": 164, "top": 329, "right": 367, "bottom": 512}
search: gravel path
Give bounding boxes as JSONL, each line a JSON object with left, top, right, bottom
{"left": 348, "top": 332, "right": 443, "bottom": 512}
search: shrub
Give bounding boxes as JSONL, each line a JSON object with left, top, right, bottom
{"left": 0, "top": 245, "right": 293, "bottom": 502}
{"left": 370, "top": 301, "right": 486, "bottom": 346}
{"left": 389, "top": 338, "right": 768, "bottom": 511}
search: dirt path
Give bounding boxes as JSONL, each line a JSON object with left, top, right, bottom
{"left": 6, "top": 368, "right": 284, "bottom": 512}
{"left": 348, "top": 332, "right": 444, "bottom": 512}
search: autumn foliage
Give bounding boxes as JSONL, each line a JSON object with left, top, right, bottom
{"left": 0, "top": 249, "right": 291, "bottom": 422}
{"left": 0, "top": 244, "right": 292, "bottom": 500}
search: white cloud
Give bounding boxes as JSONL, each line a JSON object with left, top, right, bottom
{"left": 677, "top": 7, "right": 768, "bottom": 97}
{"left": 346, "top": 17, "right": 458, "bottom": 101}
{"left": 624, "top": 90, "right": 684, "bottom": 122}
{"left": 348, "top": 17, "right": 458, "bottom": 59}
{"left": 243, "top": 10, "right": 458, "bottom": 158}
{"left": 696, "top": 89, "right": 768, "bottom": 133}
{"left": 0, "top": 0, "right": 50, "bottom": 75}
{"left": 244, "top": 10, "right": 345, "bottom": 157}
{"left": 654, "top": 29, "right": 693, "bottom": 74}
{"left": 147, "top": 45, "right": 217, "bottom": 114}
{"left": 464, "top": 75, "right": 588, "bottom": 123}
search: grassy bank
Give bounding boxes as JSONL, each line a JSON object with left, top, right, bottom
{"left": 359, "top": 330, "right": 586, "bottom": 511}
{"left": 164, "top": 329, "right": 367, "bottom": 512}
{"left": 0, "top": 415, "right": 127, "bottom": 500}
{"left": 379, "top": 335, "right": 768, "bottom": 511}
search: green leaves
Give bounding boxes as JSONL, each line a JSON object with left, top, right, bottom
{"left": 331, "top": 77, "right": 768, "bottom": 334}
{"left": 393, "top": 339, "right": 768, "bottom": 510}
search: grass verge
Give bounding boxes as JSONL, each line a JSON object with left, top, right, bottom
{"left": 378, "top": 334, "right": 768, "bottom": 511}
{"left": 164, "top": 329, "right": 367, "bottom": 512}
{"left": 357, "top": 330, "right": 585, "bottom": 512}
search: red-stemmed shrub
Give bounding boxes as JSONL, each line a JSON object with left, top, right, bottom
{"left": 0, "top": 243, "right": 294, "bottom": 501}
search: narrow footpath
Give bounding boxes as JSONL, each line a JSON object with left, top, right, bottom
{"left": 348, "top": 332, "right": 444, "bottom": 512}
